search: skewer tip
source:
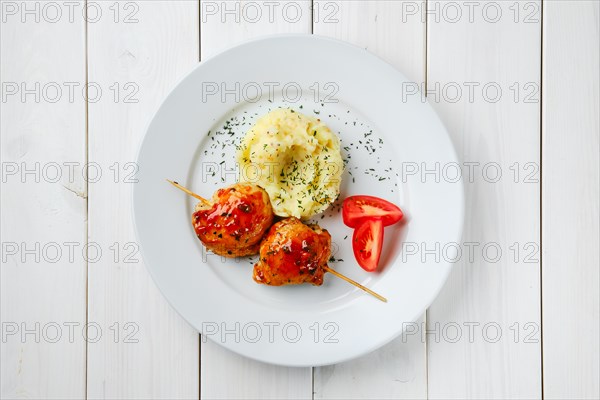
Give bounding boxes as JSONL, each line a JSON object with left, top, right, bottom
{"left": 324, "top": 266, "right": 387, "bottom": 303}
{"left": 167, "top": 179, "right": 211, "bottom": 205}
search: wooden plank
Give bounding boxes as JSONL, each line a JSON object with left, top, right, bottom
{"left": 0, "top": 1, "right": 87, "bottom": 398}
{"left": 542, "top": 1, "right": 599, "bottom": 398}
{"left": 314, "top": 319, "right": 427, "bottom": 400}
{"left": 426, "top": 1, "right": 542, "bottom": 398}
{"left": 313, "top": 2, "right": 427, "bottom": 399}
{"left": 313, "top": 0, "right": 426, "bottom": 84}
{"left": 199, "top": 1, "right": 312, "bottom": 398}
{"left": 201, "top": 0, "right": 312, "bottom": 59}
{"left": 86, "top": 2, "right": 199, "bottom": 398}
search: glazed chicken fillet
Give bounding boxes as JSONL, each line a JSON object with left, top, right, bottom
{"left": 192, "top": 183, "right": 274, "bottom": 257}
{"left": 253, "top": 217, "right": 331, "bottom": 286}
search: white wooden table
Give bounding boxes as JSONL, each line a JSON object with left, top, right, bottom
{"left": 1, "top": 1, "right": 598, "bottom": 399}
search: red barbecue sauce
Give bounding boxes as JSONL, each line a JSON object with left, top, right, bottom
{"left": 192, "top": 187, "right": 267, "bottom": 246}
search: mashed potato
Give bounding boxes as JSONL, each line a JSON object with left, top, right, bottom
{"left": 237, "top": 108, "right": 343, "bottom": 219}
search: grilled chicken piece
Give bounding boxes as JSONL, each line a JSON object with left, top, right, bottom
{"left": 253, "top": 217, "right": 331, "bottom": 286}
{"left": 193, "top": 183, "right": 274, "bottom": 257}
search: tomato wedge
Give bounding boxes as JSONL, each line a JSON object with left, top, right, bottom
{"left": 343, "top": 195, "right": 403, "bottom": 228}
{"left": 352, "top": 218, "right": 384, "bottom": 272}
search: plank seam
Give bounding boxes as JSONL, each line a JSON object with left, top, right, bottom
{"left": 199, "top": 0, "right": 202, "bottom": 63}
{"left": 539, "top": 0, "right": 545, "bottom": 398}
{"left": 425, "top": 1, "right": 430, "bottom": 398}
{"left": 84, "top": 0, "right": 90, "bottom": 398}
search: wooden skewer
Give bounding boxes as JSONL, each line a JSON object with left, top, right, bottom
{"left": 324, "top": 266, "right": 387, "bottom": 303}
{"left": 167, "top": 179, "right": 211, "bottom": 206}
{"left": 168, "top": 180, "right": 387, "bottom": 303}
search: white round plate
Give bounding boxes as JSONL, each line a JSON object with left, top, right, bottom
{"left": 133, "top": 34, "right": 463, "bottom": 367}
